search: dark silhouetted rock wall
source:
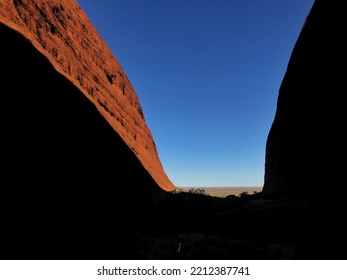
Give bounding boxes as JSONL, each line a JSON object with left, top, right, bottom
{"left": 263, "top": 0, "right": 346, "bottom": 201}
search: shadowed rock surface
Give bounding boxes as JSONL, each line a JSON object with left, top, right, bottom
{"left": 0, "top": 0, "right": 174, "bottom": 259}
{"left": 0, "top": 0, "right": 174, "bottom": 192}
{"left": 0, "top": 21, "right": 171, "bottom": 259}
{"left": 263, "top": 0, "right": 346, "bottom": 201}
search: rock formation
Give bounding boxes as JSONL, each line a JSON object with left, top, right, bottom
{"left": 1, "top": 0, "right": 346, "bottom": 260}
{"left": 263, "top": 0, "right": 345, "bottom": 201}
{"left": 0, "top": 0, "right": 177, "bottom": 259}
{"left": 0, "top": 0, "right": 175, "bottom": 193}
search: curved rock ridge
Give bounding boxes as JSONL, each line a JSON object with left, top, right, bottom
{"left": 0, "top": 0, "right": 175, "bottom": 191}
{"left": 263, "top": 0, "right": 345, "bottom": 200}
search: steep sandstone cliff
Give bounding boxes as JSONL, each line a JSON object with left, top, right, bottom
{"left": 0, "top": 0, "right": 175, "bottom": 192}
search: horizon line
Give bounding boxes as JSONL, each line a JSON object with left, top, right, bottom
{"left": 176, "top": 186, "right": 263, "bottom": 189}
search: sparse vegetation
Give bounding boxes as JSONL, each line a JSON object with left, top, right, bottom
{"left": 188, "top": 188, "right": 207, "bottom": 196}
{"left": 174, "top": 187, "right": 262, "bottom": 198}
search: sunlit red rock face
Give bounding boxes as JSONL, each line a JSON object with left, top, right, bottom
{"left": 263, "top": 0, "right": 345, "bottom": 201}
{"left": 0, "top": 0, "right": 175, "bottom": 192}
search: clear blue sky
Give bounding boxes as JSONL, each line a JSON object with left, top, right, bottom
{"left": 77, "top": 0, "right": 314, "bottom": 188}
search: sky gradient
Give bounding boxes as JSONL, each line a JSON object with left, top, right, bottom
{"left": 77, "top": 0, "right": 314, "bottom": 188}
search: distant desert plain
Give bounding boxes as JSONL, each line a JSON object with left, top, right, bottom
{"left": 179, "top": 186, "right": 263, "bottom": 198}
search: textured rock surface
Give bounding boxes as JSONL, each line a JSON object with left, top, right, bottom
{"left": 263, "top": 0, "right": 345, "bottom": 200}
{"left": 0, "top": 0, "right": 174, "bottom": 192}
